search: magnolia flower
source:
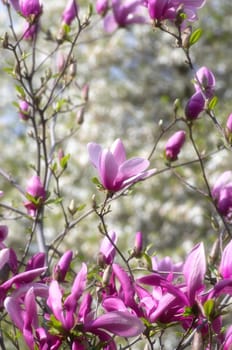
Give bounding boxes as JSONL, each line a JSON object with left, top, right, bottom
{"left": 146, "top": 0, "right": 206, "bottom": 23}
{"left": 194, "top": 66, "right": 216, "bottom": 98}
{"left": 103, "top": 0, "right": 147, "bottom": 32}
{"left": 53, "top": 250, "right": 73, "bottom": 282}
{"left": 24, "top": 175, "right": 46, "bottom": 216}
{"left": 211, "top": 171, "right": 232, "bottom": 219}
{"left": 96, "top": 0, "right": 109, "bottom": 15}
{"left": 165, "top": 130, "right": 186, "bottom": 161}
{"left": 19, "top": 100, "right": 30, "bottom": 120}
{"left": 61, "top": 0, "right": 79, "bottom": 26}
{"left": 88, "top": 138, "right": 155, "bottom": 192}
{"left": 185, "top": 91, "right": 205, "bottom": 120}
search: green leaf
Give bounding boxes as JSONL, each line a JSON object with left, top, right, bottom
{"left": 207, "top": 96, "right": 218, "bottom": 110}
{"left": 15, "top": 85, "right": 25, "bottom": 98}
{"left": 189, "top": 28, "right": 203, "bottom": 46}
{"left": 203, "top": 299, "right": 215, "bottom": 320}
{"left": 60, "top": 153, "right": 70, "bottom": 169}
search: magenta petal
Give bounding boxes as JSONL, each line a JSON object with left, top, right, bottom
{"left": 183, "top": 242, "right": 206, "bottom": 304}
{"left": 219, "top": 240, "right": 232, "bottom": 279}
{"left": 99, "top": 150, "right": 118, "bottom": 190}
{"left": 118, "top": 158, "right": 149, "bottom": 180}
{"left": 104, "top": 14, "right": 119, "bottom": 32}
{"left": 87, "top": 143, "right": 102, "bottom": 169}
{"left": 110, "top": 139, "right": 126, "bottom": 165}
{"left": 212, "top": 171, "right": 232, "bottom": 199}
{"left": 103, "top": 297, "right": 127, "bottom": 312}
{"left": 87, "top": 311, "right": 144, "bottom": 337}
{"left": 47, "top": 280, "right": 64, "bottom": 324}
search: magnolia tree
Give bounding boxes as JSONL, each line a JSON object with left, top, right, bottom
{"left": 1, "top": 0, "right": 232, "bottom": 349}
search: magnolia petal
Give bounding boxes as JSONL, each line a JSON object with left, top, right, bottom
{"left": 117, "top": 158, "right": 149, "bottom": 182}
{"left": 87, "top": 143, "right": 102, "bottom": 169}
{"left": 110, "top": 139, "right": 126, "bottom": 166}
{"left": 219, "top": 240, "right": 232, "bottom": 279}
{"left": 86, "top": 311, "right": 144, "bottom": 337}
{"left": 183, "top": 242, "right": 206, "bottom": 304}
{"left": 99, "top": 150, "right": 119, "bottom": 190}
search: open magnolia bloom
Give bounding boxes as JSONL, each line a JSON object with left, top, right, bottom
{"left": 87, "top": 138, "right": 155, "bottom": 192}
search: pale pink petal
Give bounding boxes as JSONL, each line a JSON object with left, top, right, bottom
{"left": 99, "top": 150, "right": 118, "bottom": 190}
{"left": 110, "top": 139, "right": 126, "bottom": 165}
{"left": 87, "top": 143, "right": 102, "bottom": 169}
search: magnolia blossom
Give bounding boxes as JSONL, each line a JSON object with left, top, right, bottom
{"left": 185, "top": 91, "right": 205, "bottom": 120}
{"left": 19, "top": 0, "right": 42, "bottom": 18}
{"left": 96, "top": 0, "right": 109, "bottom": 15}
{"left": 211, "top": 171, "right": 232, "bottom": 219}
{"left": 19, "top": 100, "right": 30, "bottom": 120}
{"left": 165, "top": 130, "right": 186, "bottom": 161}
{"left": 194, "top": 66, "right": 216, "bottom": 98}
{"left": 24, "top": 175, "right": 46, "bottom": 216}
{"left": 62, "top": 0, "right": 79, "bottom": 26}
{"left": 102, "top": 0, "right": 147, "bottom": 32}
{"left": 146, "top": 0, "right": 206, "bottom": 23}
{"left": 88, "top": 138, "right": 155, "bottom": 192}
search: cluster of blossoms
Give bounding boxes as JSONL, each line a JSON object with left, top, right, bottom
{"left": 9, "top": 0, "right": 78, "bottom": 40}
{"left": 2, "top": 225, "right": 232, "bottom": 349}
{"left": 96, "top": 0, "right": 206, "bottom": 32}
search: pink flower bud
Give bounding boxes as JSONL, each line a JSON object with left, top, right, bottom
{"left": 53, "top": 250, "right": 73, "bottom": 282}
{"left": 133, "top": 231, "right": 143, "bottom": 257}
{"left": 194, "top": 66, "right": 215, "bottom": 98}
{"left": 62, "top": 0, "right": 79, "bottom": 26}
{"left": 19, "top": 0, "right": 42, "bottom": 19}
{"left": 81, "top": 84, "right": 89, "bottom": 102}
{"left": 185, "top": 91, "right": 205, "bottom": 120}
{"left": 96, "top": 0, "right": 108, "bottom": 15}
{"left": 165, "top": 130, "right": 186, "bottom": 161}
{"left": 19, "top": 100, "right": 29, "bottom": 120}
{"left": 24, "top": 175, "right": 46, "bottom": 216}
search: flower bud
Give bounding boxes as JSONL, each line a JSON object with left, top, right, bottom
{"left": 96, "top": 0, "right": 108, "bottom": 16}
{"left": 19, "top": 100, "right": 30, "bottom": 120}
{"left": 19, "top": 0, "right": 42, "bottom": 20}
{"left": 53, "top": 250, "right": 73, "bottom": 282}
{"left": 185, "top": 91, "right": 205, "bottom": 120}
{"left": 81, "top": 84, "right": 89, "bottom": 102}
{"left": 24, "top": 175, "right": 46, "bottom": 216}
{"left": 194, "top": 66, "right": 216, "bottom": 98}
{"left": 133, "top": 231, "right": 143, "bottom": 258}
{"left": 62, "top": 0, "right": 79, "bottom": 26}
{"left": 165, "top": 130, "right": 186, "bottom": 161}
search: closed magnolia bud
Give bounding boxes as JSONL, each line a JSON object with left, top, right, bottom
{"left": 181, "top": 25, "right": 192, "bottom": 49}
{"left": 185, "top": 91, "right": 205, "bottom": 120}
{"left": 19, "top": 100, "right": 30, "bottom": 120}
{"left": 96, "top": 0, "right": 108, "bottom": 15}
{"left": 77, "top": 107, "right": 85, "bottom": 125}
{"left": 62, "top": 0, "right": 79, "bottom": 26}
{"left": 133, "top": 231, "right": 143, "bottom": 258}
{"left": 194, "top": 66, "right": 216, "bottom": 98}
{"left": 165, "top": 130, "right": 186, "bottom": 161}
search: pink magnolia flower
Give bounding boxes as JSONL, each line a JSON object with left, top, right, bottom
{"left": 53, "top": 250, "right": 73, "bottom": 282}
{"left": 165, "top": 130, "right": 186, "bottom": 161}
{"left": 62, "top": 0, "right": 79, "bottom": 26}
{"left": 146, "top": 0, "right": 206, "bottom": 23}
{"left": 185, "top": 91, "right": 205, "bottom": 120}
{"left": 96, "top": 0, "right": 109, "bottom": 15}
{"left": 103, "top": 0, "right": 147, "bottom": 33}
{"left": 19, "top": 100, "right": 30, "bottom": 120}
{"left": 24, "top": 175, "right": 46, "bottom": 216}
{"left": 194, "top": 66, "right": 216, "bottom": 98}
{"left": 88, "top": 138, "right": 155, "bottom": 192}
{"left": 48, "top": 263, "right": 144, "bottom": 347}
{"left": 211, "top": 171, "right": 232, "bottom": 219}
{"left": 19, "top": 0, "right": 42, "bottom": 19}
